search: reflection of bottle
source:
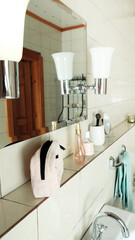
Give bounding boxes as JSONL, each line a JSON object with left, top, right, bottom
{"left": 83, "top": 131, "right": 94, "bottom": 156}
{"left": 51, "top": 121, "right": 57, "bottom": 131}
{"left": 73, "top": 123, "right": 85, "bottom": 163}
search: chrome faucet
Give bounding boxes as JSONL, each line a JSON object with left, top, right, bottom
{"left": 91, "top": 211, "right": 130, "bottom": 240}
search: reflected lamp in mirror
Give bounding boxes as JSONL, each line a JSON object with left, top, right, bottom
{"left": 52, "top": 48, "right": 114, "bottom": 96}
{"left": 52, "top": 52, "right": 74, "bottom": 95}
{"left": 89, "top": 47, "right": 114, "bottom": 94}
{"left": 0, "top": 0, "right": 30, "bottom": 98}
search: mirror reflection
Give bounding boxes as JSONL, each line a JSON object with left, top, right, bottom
{"left": 0, "top": 0, "right": 87, "bottom": 148}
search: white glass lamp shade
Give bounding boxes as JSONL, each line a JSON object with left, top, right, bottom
{"left": 89, "top": 47, "right": 114, "bottom": 78}
{"left": 0, "top": 0, "right": 30, "bottom": 62}
{"left": 52, "top": 52, "right": 74, "bottom": 81}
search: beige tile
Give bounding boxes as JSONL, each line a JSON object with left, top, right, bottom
{"left": 66, "top": 184, "right": 115, "bottom": 240}
{"left": 64, "top": 153, "right": 97, "bottom": 171}
{"left": 29, "top": 29, "right": 41, "bottom": 46}
{"left": 61, "top": 169, "right": 76, "bottom": 184}
{"left": 50, "top": 124, "right": 75, "bottom": 158}
{"left": 38, "top": 173, "right": 80, "bottom": 240}
{"left": 1, "top": 208, "right": 38, "bottom": 240}
{"left": 0, "top": 199, "right": 33, "bottom": 238}
{"left": 4, "top": 169, "right": 77, "bottom": 208}
{"left": 79, "top": 154, "right": 104, "bottom": 216}
{"left": 4, "top": 181, "right": 43, "bottom": 207}
{"left": 0, "top": 133, "right": 50, "bottom": 197}
{"left": 62, "top": 31, "right": 71, "bottom": 41}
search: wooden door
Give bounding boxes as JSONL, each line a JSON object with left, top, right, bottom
{"left": 5, "top": 48, "right": 48, "bottom": 143}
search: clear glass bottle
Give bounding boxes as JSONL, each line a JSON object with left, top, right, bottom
{"left": 83, "top": 131, "right": 94, "bottom": 156}
{"left": 73, "top": 123, "right": 85, "bottom": 163}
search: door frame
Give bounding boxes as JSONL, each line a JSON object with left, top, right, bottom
{"left": 5, "top": 48, "right": 47, "bottom": 142}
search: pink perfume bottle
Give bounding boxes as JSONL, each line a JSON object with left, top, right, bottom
{"left": 73, "top": 123, "right": 85, "bottom": 163}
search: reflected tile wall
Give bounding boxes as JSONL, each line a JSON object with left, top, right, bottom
{"left": 61, "top": 0, "right": 135, "bottom": 129}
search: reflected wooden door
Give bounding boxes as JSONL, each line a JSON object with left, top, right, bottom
{"left": 5, "top": 48, "right": 48, "bottom": 143}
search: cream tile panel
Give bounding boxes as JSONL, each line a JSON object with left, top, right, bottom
{"left": 29, "top": 17, "right": 40, "bottom": 32}
{"left": 40, "top": 34, "right": 50, "bottom": 48}
{"left": 4, "top": 170, "right": 76, "bottom": 208}
{"left": 79, "top": 154, "right": 104, "bottom": 216}
{"left": 24, "top": 27, "right": 30, "bottom": 43}
{"left": 61, "top": 169, "right": 76, "bottom": 184}
{"left": 25, "top": 14, "right": 30, "bottom": 28}
{"left": 50, "top": 124, "right": 75, "bottom": 158}
{"left": 62, "top": 41, "right": 72, "bottom": 51}
{"left": 0, "top": 133, "right": 50, "bottom": 196}
{"left": 66, "top": 184, "right": 115, "bottom": 240}
{"left": 29, "top": 29, "right": 41, "bottom": 46}
{"left": 62, "top": 31, "right": 71, "bottom": 42}
{"left": 0, "top": 101, "right": 6, "bottom": 117}
{"left": 91, "top": 0, "right": 123, "bottom": 19}
{"left": 4, "top": 181, "right": 42, "bottom": 207}
{"left": 0, "top": 199, "right": 33, "bottom": 238}
{"left": 111, "top": 18, "right": 135, "bottom": 47}
{"left": 39, "top": 22, "right": 50, "bottom": 35}
{"left": 48, "top": 120, "right": 88, "bottom": 159}
{"left": 71, "top": 27, "right": 86, "bottom": 40}
{"left": 0, "top": 134, "right": 9, "bottom": 149}
{"left": 1, "top": 209, "right": 38, "bottom": 240}
{"left": 0, "top": 117, "right": 7, "bottom": 134}
{"left": 61, "top": 0, "right": 135, "bottom": 122}
{"left": 38, "top": 173, "right": 80, "bottom": 240}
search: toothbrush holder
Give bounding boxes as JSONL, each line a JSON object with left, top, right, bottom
{"left": 90, "top": 125, "right": 105, "bottom": 146}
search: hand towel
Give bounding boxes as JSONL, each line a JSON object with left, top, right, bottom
{"left": 114, "top": 151, "right": 133, "bottom": 212}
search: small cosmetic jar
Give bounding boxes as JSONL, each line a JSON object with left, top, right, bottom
{"left": 127, "top": 115, "right": 135, "bottom": 123}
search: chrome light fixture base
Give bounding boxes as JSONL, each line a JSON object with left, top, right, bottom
{"left": 70, "top": 78, "right": 107, "bottom": 95}
{"left": 0, "top": 60, "right": 20, "bottom": 99}
{"left": 60, "top": 80, "right": 71, "bottom": 95}
{"left": 94, "top": 78, "right": 107, "bottom": 95}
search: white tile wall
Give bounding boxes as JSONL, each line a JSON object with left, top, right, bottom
{"left": 61, "top": 0, "right": 135, "bottom": 128}
{"left": 24, "top": 15, "right": 62, "bottom": 131}
{"left": 1, "top": 209, "right": 38, "bottom": 240}
{"left": 38, "top": 173, "right": 80, "bottom": 240}
{"left": 62, "top": 27, "right": 87, "bottom": 121}
{"left": 37, "top": 126, "right": 135, "bottom": 240}
{"left": 0, "top": 133, "right": 50, "bottom": 196}
{"left": 1, "top": 124, "right": 135, "bottom": 240}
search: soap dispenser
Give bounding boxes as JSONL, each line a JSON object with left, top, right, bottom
{"left": 73, "top": 123, "right": 85, "bottom": 163}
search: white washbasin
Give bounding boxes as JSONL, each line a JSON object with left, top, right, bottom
{"left": 83, "top": 205, "right": 135, "bottom": 240}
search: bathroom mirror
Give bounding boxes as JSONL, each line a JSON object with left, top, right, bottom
{"left": 0, "top": 0, "right": 87, "bottom": 148}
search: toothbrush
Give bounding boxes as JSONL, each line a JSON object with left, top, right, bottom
{"left": 95, "top": 113, "right": 101, "bottom": 126}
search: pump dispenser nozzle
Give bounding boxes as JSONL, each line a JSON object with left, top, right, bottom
{"left": 75, "top": 122, "right": 81, "bottom": 135}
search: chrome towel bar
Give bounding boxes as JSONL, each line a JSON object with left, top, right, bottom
{"left": 109, "top": 144, "right": 126, "bottom": 169}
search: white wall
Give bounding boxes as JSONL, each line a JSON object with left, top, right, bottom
{"left": 61, "top": 0, "right": 135, "bottom": 127}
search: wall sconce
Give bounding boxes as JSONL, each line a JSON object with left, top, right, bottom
{"left": 52, "top": 48, "right": 114, "bottom": 95}
{"left": 88, "top": 47, "right": 114, "bottom": 94}
{"left": 52, "top": 52, "right": 74, "bottom": 95}
{"left": 0, "top": 0, "right": 30, "bottom": 98}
